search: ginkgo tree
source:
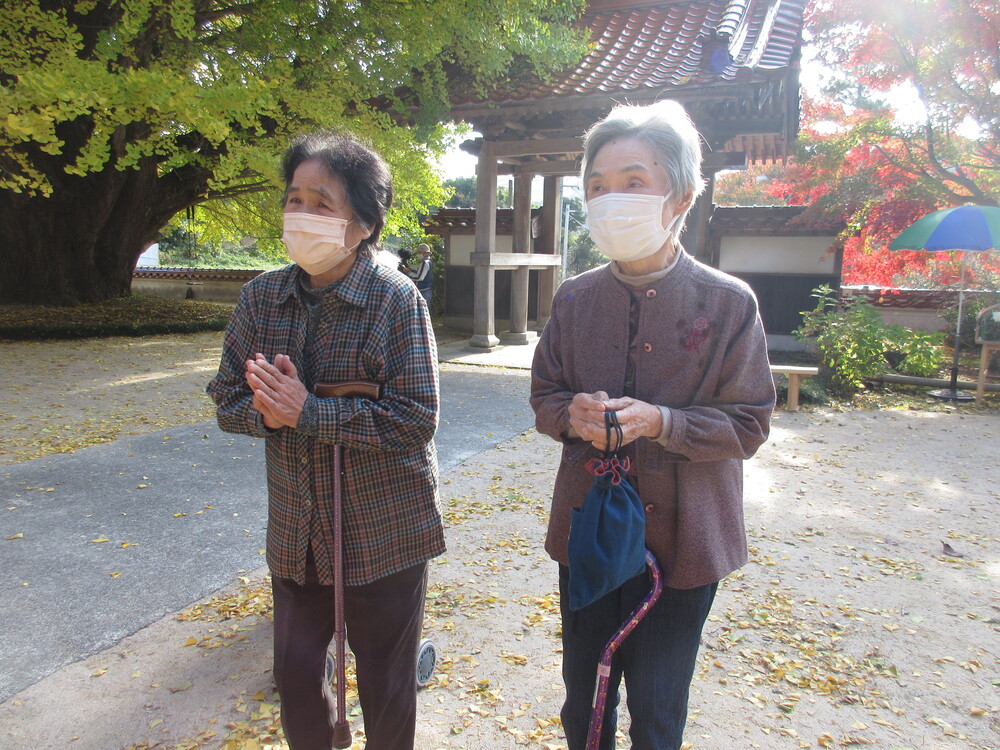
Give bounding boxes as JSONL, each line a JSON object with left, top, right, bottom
{"left": 770, "top": 0, "right": 1000, "bottom": 288}
{"left": 0, "top": 0, "right": 585, "bottom": 305}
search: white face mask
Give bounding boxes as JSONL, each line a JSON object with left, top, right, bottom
{"left": 586, "top": 193, "right": 681, "bottom": 263}
{"left": 281, "top": 212, "right": 357, "bottom": 276}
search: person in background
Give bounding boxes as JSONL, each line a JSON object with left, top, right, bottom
{"left": 397, "top": 247, "right": 413, "bottom": 275}
{"left": 406, "top": 243, "right": 433, "bottom": 306}
{"left": 207, "top": 131, "right": 444, "bottom": 750}
{"left": 530, "top": 100, "right": 775, "bottom": 750}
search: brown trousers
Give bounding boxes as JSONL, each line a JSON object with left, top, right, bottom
{"left": 271, "top": 554, "right": 428, "bottom": 750}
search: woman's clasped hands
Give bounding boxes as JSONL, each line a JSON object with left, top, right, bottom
{"left": 245, "top": 353, "right": 308, "bottom": 430}
{"left": 568, "top": 391, "right": 663, "bottom": 452}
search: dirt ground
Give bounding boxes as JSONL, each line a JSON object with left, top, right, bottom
{"left": 1, "top": 333, "right": 998, "bottom": 750}
{"left": 0, "top": 333, "right": 222, "bottom": 465}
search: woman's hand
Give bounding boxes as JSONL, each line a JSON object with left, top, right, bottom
{"left": 245, "top": 353, "right": 308, "bottom": 429}
{"left": 568, "top": 391, "right": 610, "bottom": 449}
{"left": 601, "top": 396, "right": 663, "bottom": 449}
{"left": 569, "top": 392, "right": 663, "bottom": 451}
{"left": 252, "top": 392, "right": 284, "bottom": 430}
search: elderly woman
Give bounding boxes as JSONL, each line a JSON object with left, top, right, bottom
{"left": 530, "top": 101, "right": 775, "bottom": 749}
{"left": 208, "top": 132, "right": 444, "bottom": 750}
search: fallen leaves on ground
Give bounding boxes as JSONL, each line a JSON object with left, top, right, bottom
{"left": 0, "top": 333, "right": 221, "bottom": 465}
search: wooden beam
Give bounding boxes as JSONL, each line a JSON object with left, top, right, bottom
{"left": 472, "top": 140, "right": 499, "bottom": 349}
{"left": 485, "top": 146, "right": 746, "bottom": 176}
{"left": 536, "top": 176, "right": 562, "bottom": 328}
{"left": 513, "top": 174, "right": 532, "bottom": 254}
{"left": 540, "top": 176, "right": 560, "bottom": 256}
{"left": 470, "top": 252, "right": 562, "bottom": 268}
{"left": 493, "top": 137, "right": 583, "bottom": 158}
{"left": 451, "top": 74, "right": 796, "bottom": 135}
{"left": 459, "top": 139, "right": 481, "bottom": 156}
{"left": 474, "top": 140, "right": 498, "bottom": 256}
{"left": 450, "top": 80, "right": 764, "bottom": 121}
{"left": 703, "top": 151, "right": 747, "bottom": 171}
{"left": 497, "top": 159, "right": 580, "bottom": 177}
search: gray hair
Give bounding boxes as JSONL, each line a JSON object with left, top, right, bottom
{"left": 282, "top": 131, "right": 393, "bottom": 260}
{"left": 581, "top": 100, "right": 706, "bottom": 239}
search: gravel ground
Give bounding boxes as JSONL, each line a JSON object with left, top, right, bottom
{"left": 1, "top": 333, "right": 998, "bottom": 749}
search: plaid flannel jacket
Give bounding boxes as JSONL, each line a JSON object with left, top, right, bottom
{"left": 207, "top": 256, "right": 445, "bottom": 586}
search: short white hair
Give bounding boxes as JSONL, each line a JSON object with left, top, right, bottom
{"left": 581, "top": 101, "right": 706, "bottom": 238}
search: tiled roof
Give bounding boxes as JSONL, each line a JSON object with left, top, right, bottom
{"left": 132, "top": 267, "right": 264, "bottom": 282}
{"left": 502, "top": 0, "right": 803, "bottom": 100}
{"left": 842, "top": 286, "right": 995, "bottom": 310}
{"left": 421, "top": 208, "right": 538, "bottom": 234}
{"left": 450, "top": 0, "right": 804, "bottom": 165}
{"left": 711, "top": 206, "right": 845, "bottom": 234}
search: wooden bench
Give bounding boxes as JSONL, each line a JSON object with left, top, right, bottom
{"left": 770, "top": 365, "right": 819, "bottom": 411}
{"left": 978, "top": 342, "right": 1000, "bottom": 405}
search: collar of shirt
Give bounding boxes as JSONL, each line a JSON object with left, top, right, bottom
{"left": 610, "top": 247, "right": 687, "bottom": 289}
{"left": 279, "top": 254, "right": 378, "bottom": 309}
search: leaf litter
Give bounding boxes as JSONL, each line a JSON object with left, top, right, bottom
{"left": 1, "top": 344, "right": 997, "bottom": 749}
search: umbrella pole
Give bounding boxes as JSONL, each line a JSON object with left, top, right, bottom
{"left": 949, "top": 258, "right": 964, "bottom": 391}
{"left": 929, "top": 254, "right": 974, "bottom": 401}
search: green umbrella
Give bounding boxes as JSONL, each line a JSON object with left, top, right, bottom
{"left": 889, "top": 204, "right": 1000, "bottom": 254}
{"left": 889, "top": 204, "right": 1000, "bottom": 400}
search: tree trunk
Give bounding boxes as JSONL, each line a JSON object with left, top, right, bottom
{"left": 0, "top": 159, "right": 181, "bottom": 306}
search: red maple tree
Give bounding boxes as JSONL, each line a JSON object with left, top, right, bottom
{"left": 767, "top": 0, "right": 1000, "bottom": 289}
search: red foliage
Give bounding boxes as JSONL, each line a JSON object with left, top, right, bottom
{"left": 781, "top": 0, "right": 1000, "bottom": 289}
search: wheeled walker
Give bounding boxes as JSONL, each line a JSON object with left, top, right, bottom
{"left": 325, "top": 637, "right": 437, "bottom": 690}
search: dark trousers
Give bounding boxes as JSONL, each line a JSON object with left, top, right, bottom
{"left": 272, "top": 556, "right": 428, "bottom": 750}
{"left": 559, "top": 565, "right": 717, "bottom": 750}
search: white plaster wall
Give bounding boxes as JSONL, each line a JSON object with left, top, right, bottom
{"left": 449, "top": 234, "right": 514, "bottom": 266}
{"left": 719, "top": 236, "right": 836, "bottom": 275}
{"left": 876, "top": 308, "right": 949, "bottom": 332}
{"left": 767, "top": 334, "right": 817, "bottom": 353}
{"left": 137, "top": 243, "right": 159, "bottom": 267}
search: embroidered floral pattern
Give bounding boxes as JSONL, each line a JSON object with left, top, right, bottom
{"left": 680, "top": 316, "right": 711, "bottom": 352}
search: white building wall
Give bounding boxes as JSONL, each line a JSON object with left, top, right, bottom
{"left": 137, "top": 243, "right": 160, "bottom": 267}
{"left": 719, "top": 236, "right": 835, "bottom": 275}
{"left": 876, "top": 308, "right": 949, "bottom": 332}
{"left": 449, "top": 234, "right": 514, "bottom": 266}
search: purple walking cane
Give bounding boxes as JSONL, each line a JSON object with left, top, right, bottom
{"left": 585, "top": 550, "right": 664, "bottom": 750}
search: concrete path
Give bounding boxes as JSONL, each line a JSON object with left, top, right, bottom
{"left": 0, "top": 341, "right": 538, "bottom": 702}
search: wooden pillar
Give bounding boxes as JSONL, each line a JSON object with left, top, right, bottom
{"left": 503, "top": 173, "right": 532, "bottom": 343}
{"left": 535, "top": 175, "right": 562, "bottom": 331}
{"left": 686, "top": 172, "right": 717, "bottom": 265}
{"left": 512, "top": 173, "right": 532, "bottom": 255}
{"left": 470, "top": 139, "right": 499, "bottom": 349}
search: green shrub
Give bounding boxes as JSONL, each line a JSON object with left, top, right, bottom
{"left": 158, "top": 226, "right": 284, "bottom": 270}
{"left": 795, "top": 285, "right": 946, "bottom": 395}
{"left": 796, "top": 286, "right": 886, "bottom": 395}
{"left": 883, "top": 326, "right": 945, "bottom": 377}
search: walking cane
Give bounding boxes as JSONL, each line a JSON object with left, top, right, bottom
{"left": 586, "top": 551, "right": 664, "bottom": 750}
{"left": 330, "top": 440, "right": 352, "bottom": 748}
{"left": 566, "top": 410, "right": 664, "bottom": 748}
{"left": 315, "top": 380, "right": 381, "bottom": 749}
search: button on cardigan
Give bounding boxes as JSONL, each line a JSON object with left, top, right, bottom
{"left": 530, "top": 250, "right": 775, "bottom": 590}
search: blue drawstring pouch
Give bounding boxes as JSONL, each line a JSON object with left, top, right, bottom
{"left": 567, "top": 411, "right": 647, "bottom": 611}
